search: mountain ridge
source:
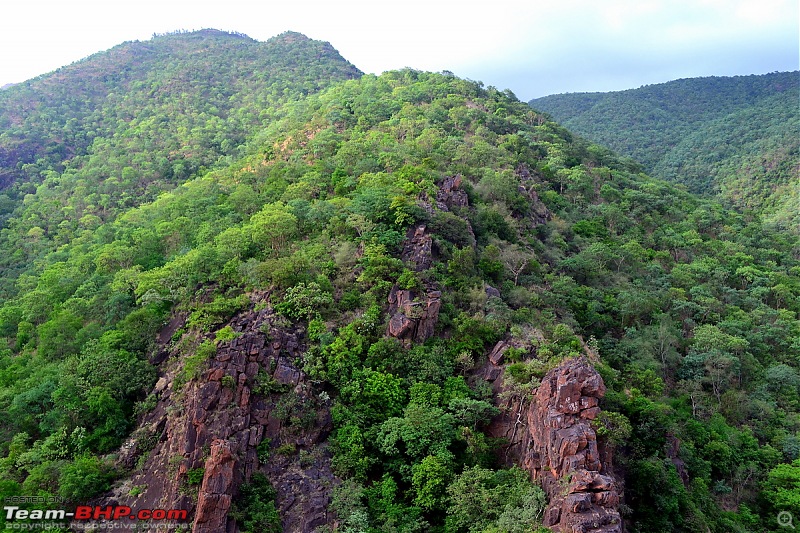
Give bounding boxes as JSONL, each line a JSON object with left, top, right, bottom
{"left": 529, "top": 71, "right": 800, "bottom": 230}
{"left": 0, "top": 29, "right": 361, "bottom": 294}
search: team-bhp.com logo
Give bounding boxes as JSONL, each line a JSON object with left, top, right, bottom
{"left": 5, "top": 505, "right": 189, "bottom": 529}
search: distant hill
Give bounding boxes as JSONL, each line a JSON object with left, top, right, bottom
{"left": 0, "top": 28, "right": 360, "bottom": 208}
{"left": 530, "top": 72, "right": 800, "bottom": 230}
{"left": 0, "top": 29, "right": 360, "bottom": 289}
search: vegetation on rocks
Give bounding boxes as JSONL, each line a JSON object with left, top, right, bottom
{"left": 0, "top": 31, "right": 797, "bottom": 533}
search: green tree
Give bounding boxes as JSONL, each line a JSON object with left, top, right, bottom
{"left": 762, "top": 460, "right": 800, "bottom": 519}
{"left": 249, "top": 202, "right": 298, "bottom": 253}
{"left": 231, "top": 473, "right": 281, "bottom": 533}
{"left": 412, "top": 455, "right": 452, "bottom": 511}
{"left": 58, "top": 455, "right": 112, "bottom": 500}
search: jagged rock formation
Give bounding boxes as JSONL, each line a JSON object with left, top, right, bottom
{"left": 386, "top": 283, "right": 442, "bottom": 344}
{"left": 666, "top": 434, "right": 690, "bottom": 486}
{"left": 193, "top": 439, "right": 236, "bottom": 532}
{"left": 387, "top": 224, "right": 441, "bottom": 344}
{"left": 436, "top": 174, "right": 469, "bottom": 210}
{"left": 483, "top": 356, "right": 623, "bottom": 533}
{"left": 401, "top": 224, "right": 434, "bottom": 271}
{"left": 105, "top": 293, "right": 338, "bottom": 533}
{"left": 515, "top": 164, "right": 553, "bottom": 227}
{"left": 387, "top": 223, "right": 441, "bottom": 344}
{"left": 386, "top": 175, "right": 476, "bottom": 345}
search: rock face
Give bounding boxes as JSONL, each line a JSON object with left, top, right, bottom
{"left": 436, "top": 174, "right": 469, "bottom": 210}
{"left": 515, "top": 163, "right": 552, "bottom": 227}
{"left": 105, "top": 292, "right": 339, "bottom": 533}
{"left": 386, "top": 284, "right": 441, "bottom": 344}
{"left": 386, "top": 224, "right": 442, "bottom": 344}
{"left": 193, "top": 439, "right": 236, "bottom": 533}
{"left": 401, "top": 224, "right": 434, "bottom": 271}
{"left": 387, "top": 174, "right": 475, "bottom": 345}
{"left": 387, "top": 223, "right": 443, "bottom": 344}
{"left": 484, "top": 357, "right": 623, "bottom": 533}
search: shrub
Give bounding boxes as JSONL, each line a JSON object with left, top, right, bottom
{"left": 231, "top": 473, "right": 281, "bottom": 533}
{"left": 58, "top": 455, "right": 112, "bottom": 501}
{"left": 397, "top": 268, "right": 423, "bottom": 291}
{"left": 274, "top": 282, "right": 333, "bottom": 320}
{"left": 276, "top": 443, "right": 296, "bottom": 456}
{"left": 214, "top": 326, "right": 239, "bottom": 343}
{"left": 186, "top": 467, "right": 205, "bottom": 485}
{"left": 186, "top": 294, "right": 249, "bottom": 331}
{"left": 257, "top": 438, "right": 271, "bottom": 463}
{"left": 174, "top": 340, "right": 216, "bottom": 389}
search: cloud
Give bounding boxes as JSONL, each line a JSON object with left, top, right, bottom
{"left": 460, "top": 0, "right": 799, "bottom": 98}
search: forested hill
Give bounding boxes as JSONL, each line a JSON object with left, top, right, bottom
{"left": 529, "top": 72, "right": 800, "bottom": 229}
{"left": 0, "top": 35, "right": 798, "bottom": 533}
{"left": 0, "top": 29, "right": 360, "bottom": 295}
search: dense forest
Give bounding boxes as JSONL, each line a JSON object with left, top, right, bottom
{"left": 0, "top": 29, "right": 360, "bottom": 295}
{"left": 0, "top": 31, "right": 798, "bottom": 533}
{"left": 529, "top": 73, "right": 800, "bottom": 231}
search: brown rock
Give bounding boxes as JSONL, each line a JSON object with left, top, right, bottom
{"left": 401, "top": 225, "right": 433, "bottom": 271}
{"left": 386, "top": 286, "right": 440, "bottom": 343}
{"left": 581, "top": 406, "right": 601, "bottom": 420}
{"left": 514, "top": 164, "right": 553, "bottom": 227}
{"left": 436, "top": 174, "right": 469, "bottom": 210}
{"left": 245, "top": 362, "right": 260, "bottom": 378}
{"left": 484, "top": 357, "right": 622, "bottom": 533}
{"left": 566, "top": 493, "right": 592, "bottom": 513}
{"left": 484, "top": 367, "right": 502, "bottom": 381}
{"left": 239, "top": 386, "right": 250, "bottom": 408}
{"left": 388, "top": 312, "right": 415, "bottom": 339}
{"left": 485, "top": 284, "right": 502, "bottom": 299}
{"left": 193, "top": 439, "right": 236, "bottom": 533}
{"left": 100, "top": 301, "right": 341, "bottom": 533}
{"left": 580, "top": 396, "right": 599, "bottom": 410}
{"left": 488, "top": 341, "right": 509, "bottom": 366}
{"left": 273, "top": 361, "right": 300, "bottom": 385}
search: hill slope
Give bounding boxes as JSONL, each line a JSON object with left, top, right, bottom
{"left": 0, "top": 29, "right": 360, "bottom": 295}
{"left": 0, "top": 42, "right": 798, "bottom": 533}
{"left": 0, "top": 62, "right": 800, "bottom": 532}
{"left": 529, "top": 72, "right": 800, "bottom": 229}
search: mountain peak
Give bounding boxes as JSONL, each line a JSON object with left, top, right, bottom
{"left": 150, "top": 28, "right": 255, "bottom": 42}
{"left": 267, "top": 31, "right": 313, "bottom": 45}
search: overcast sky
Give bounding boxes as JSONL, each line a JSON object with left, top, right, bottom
{"left": 1, "top": 0, "right": 798, "bottom": 100}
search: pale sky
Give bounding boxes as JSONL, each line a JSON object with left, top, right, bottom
{"left": 1, "top": 0, "right": 798, "bottom": 99}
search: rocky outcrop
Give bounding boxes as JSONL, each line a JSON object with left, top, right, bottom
{"left": 401, "top": 224, "right": 434, "bottom": 271}
{"left": 104, "top": 293, "right": 339, "bottom": 533}
{"left": 436, "top": 174, "right": 469, "bottom": 211}
{"left": 515, "top": 163, "right": 552, "bottom": 227}
{"left": 386, "top": 284, "right": 441, "bottom": 344}
{"left": 483, "top": 357, "right": 623, "bottom": 533}
{"left": 666, "top": 434, "right": 689, "bottom": 486}
{"left": 387, "top": 222, "right": 443, "bottom": 344}
{"left": 193, "top": 439, "right": 236, "bottom": 533}
{"left": 387, "top": 175, "right": 475, "bottom": 345}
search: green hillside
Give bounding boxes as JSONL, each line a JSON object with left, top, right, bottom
{"left": 0, "top": 34, "right": 798, "bottom": 533}
{"left": 529, "top": 73, "right": 800, "bottom": 230}
{"left": 0, "top": 29, "right": 360, "bottom": 295}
